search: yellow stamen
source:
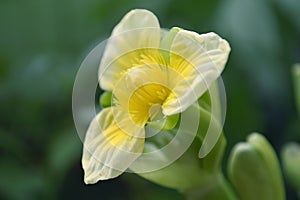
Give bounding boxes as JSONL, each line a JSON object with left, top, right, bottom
{"left": 128, "top": 83, "right": 171, "bottom": 126}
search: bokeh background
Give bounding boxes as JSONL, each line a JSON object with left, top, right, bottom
{"left": 0, "top": 0, "right": 299, "bottom": 199}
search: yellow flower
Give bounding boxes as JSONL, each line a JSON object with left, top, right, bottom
{"left": 82, "top": 9, "right": 230, "bottom": 184}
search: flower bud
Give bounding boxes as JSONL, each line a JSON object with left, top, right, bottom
{"left": 281, "top": 142, "right": 300, "bottom": 196}
{"left": 228, "top": 133, "right": 285, "bottom": 200}
{"left": 99, "top": 91, "right": 112, "bottom": 108}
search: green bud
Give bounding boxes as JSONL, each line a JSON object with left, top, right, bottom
{"left": 281, "top": 142, "right": 300, "bottom": 196}
{"left": 99, "top": 91, "right": 112, "bottom": 108}
{"left": 292, "top": 64, "right": 300, "bottom": 116}
{"left": 228, "top": 133, "right": 285, "bottom": 200}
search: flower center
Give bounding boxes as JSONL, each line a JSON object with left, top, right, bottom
{"left": 128, "top": 83, "right": 171, "bottom": 126}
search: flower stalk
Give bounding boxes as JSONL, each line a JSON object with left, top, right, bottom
{"left": 138, "top": 101, "right": 238, "bottom": 200}
{"left": 183, "top": 173, "right": 237, "bottom": 200}
{"left": 292, "top": 64, "right": 300, "bottom": 116}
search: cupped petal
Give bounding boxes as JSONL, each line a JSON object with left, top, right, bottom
{"left": 162, "top": 31, "right": 230, "bottom": 115}
{"left": 99, "top": 9, "right": 161, "bottom": 91}
{"left": 82, "top": 107, "right": 145, "bottom": 183}
{"left": 170, "top": 31, "right": 230, "bottom": 74}
{"left": 112, "top": 63, "right": 195, "bottom": 118}
{"left": 162, "top": 70, "right": 211, "bottom": 115}
{"left": 113, "top": 64, "right": 179, "bottom": 116}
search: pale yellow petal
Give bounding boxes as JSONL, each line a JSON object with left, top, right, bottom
{"left": 99, "top": 9, "right": 161, "bottom": 90}
{"left": 82, "top": 108, "right": 144, "bottom": 183}
{"left": 163, "top": 31, "right": 230, "bottom": 115}
{"left": 170, "top": 31, "right": 230, "bottom": 74}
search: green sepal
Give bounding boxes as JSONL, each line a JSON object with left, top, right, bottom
{"left": 147, "top": 113, "right": 179, "bottom": 131}
{"left": 99, "top": 91, "right": 112, "bottom": 108}
{"left": 137, "top": 103, "right": 227, "bottom": 192}
{"left": 160, "top": 27, "right": 181, "bottom": 63}
{"left": 135, "top": 81, "right": 234, "bottom": 199}
{"left": 197, "top": 80, "right": 225, "bottom": 158}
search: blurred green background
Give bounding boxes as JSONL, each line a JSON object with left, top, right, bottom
{"left": 0, "top": 0, "right": 299, "bottom": 199}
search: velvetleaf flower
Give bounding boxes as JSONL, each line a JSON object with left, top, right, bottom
{"left": 82, "top": 9, "right": 230, "bottom": 184}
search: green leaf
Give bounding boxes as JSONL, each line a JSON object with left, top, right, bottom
{"left": 0, "top": 159, "right": 44, "bottom": 200}
{"left": 46, "top": 130, "right": 81, "bottom": 175}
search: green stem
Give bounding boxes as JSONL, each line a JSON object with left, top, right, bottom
{"left": 183, "top": 173, "right": 238, "bottom": 200}
{"left": 292, "top": 64, "right": 300, "bottom": 116}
